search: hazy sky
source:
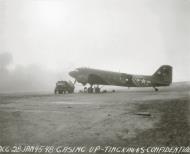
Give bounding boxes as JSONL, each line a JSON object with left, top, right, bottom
{"left": 0, "top": 0, "right": 190, "bottom": 81}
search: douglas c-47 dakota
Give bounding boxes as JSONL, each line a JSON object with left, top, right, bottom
{"left": 69, "top": 65, "right": 172, "bottom": 93}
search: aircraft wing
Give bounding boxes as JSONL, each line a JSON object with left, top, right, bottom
{"left": 88, "top": 74, "right": 111, "bottom": 85}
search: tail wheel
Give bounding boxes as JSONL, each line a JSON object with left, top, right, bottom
{"left": 154, "top": 87, "right": 159, "bottom": 92}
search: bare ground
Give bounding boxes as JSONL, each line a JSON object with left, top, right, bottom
{"left": 0, "top": 83, "right": 189, "bottom": 153}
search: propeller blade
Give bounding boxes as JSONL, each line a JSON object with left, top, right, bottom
{"left": 74, "top": 80, "right": 77, "bottom": 85}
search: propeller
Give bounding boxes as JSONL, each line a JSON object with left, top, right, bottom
{"left": 74, "top": 79, "right": 77, "bottom": 85}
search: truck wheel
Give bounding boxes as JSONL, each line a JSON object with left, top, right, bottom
{"left": 58, "top": 90, "right": 63, "bottom": 94}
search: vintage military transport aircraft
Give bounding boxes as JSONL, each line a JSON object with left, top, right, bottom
{"left": 69, "top": 65, "right": 172, "bottom": 93}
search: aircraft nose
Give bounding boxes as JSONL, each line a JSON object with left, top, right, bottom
{"left": 69, "top": 71, "right": 76, "bottom": 77}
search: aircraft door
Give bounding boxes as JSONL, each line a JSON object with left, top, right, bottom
{"left": 120, "top": 74, "right": 132, "bottom": 85}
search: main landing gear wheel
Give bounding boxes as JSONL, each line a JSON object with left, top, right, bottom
{"left": 86, "top": 85, "right": 100, "bottom": 93}
{"left": 95, "top": 87, "right": 100, "bottom": 93}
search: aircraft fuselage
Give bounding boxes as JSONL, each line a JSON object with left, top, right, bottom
{"left": 69, "top": 65, "right": 172, "bottom": 89}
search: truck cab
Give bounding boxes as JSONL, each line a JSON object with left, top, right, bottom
{"left": 54, "top": 81, "right": 74, "bottom": 94}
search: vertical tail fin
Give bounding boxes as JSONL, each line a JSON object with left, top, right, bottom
{"left": 152, "top": 65, "right": 172, "bottom": 86}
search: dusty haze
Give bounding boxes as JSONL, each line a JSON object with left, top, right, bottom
{"left": 0, "top": 0, "right": 190, "bottom": 92}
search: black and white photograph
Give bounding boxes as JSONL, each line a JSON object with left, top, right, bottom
{"left": 0, "top": 0, "right": 190, "bottom": 153}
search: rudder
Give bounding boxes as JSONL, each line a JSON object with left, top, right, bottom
{"left": 152, "top": 65, "right": 172, "bottom": 86}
